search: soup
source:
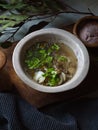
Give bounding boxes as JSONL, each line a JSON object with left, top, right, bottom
{"left": 24, "top": 41, "right": 77, "bottom": 87}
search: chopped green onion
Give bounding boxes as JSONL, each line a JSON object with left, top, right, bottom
{"left": 51, "top": 43, "right": 60, "bottom": 50}
{"left": 57, "top": 56, "right": 67, "bottom": 62}
{"left": 25, "top": 57, "right": 40, "bottom": 69}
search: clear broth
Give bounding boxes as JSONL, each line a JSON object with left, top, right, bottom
{"left": 24, "top": 42, "right": 77, "bottom": 87}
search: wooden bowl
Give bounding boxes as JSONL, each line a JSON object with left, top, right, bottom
{"left": 73, "top": 16, "right": 98, "bottom": 47}
{"left": 0, "top": 50, "right": 6, "bottom": 70}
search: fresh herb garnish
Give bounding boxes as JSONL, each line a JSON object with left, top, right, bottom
{"left": 24, "top": 42, "right": 77, "bottom": 87}
{"left": 25, "top": 42, "right": 60, "bottom": 69}
{"left": 25, "top": 57, "right": 40, "bottom": 69}
{"left": 57, "top": 55, "right": 67, "bottom": 62}
{"left": 51, "top": 43, "right": 60, "bottom": 50}
{"left": 43, "top": 68, "right": 60, "bottom": 86}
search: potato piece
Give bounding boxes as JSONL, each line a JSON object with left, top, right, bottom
{"left": 68, "top": 67, "right": 75, "bottom": 75}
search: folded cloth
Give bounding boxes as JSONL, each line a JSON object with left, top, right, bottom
{"left": 41, "top": 98, "right": 98, "bottom": 130}
{"left": 0, "top": 93, "right": 78, "bottom": 130}
{"left": 1, "top": 93, "right": 98, "bottom": 130}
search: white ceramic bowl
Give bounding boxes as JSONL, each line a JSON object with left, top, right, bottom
{"left": 12, "top": 28, "right": 89, "bottom": 93}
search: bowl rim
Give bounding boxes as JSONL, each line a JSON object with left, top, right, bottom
{"left": 73, "top": 16, "right": 98, "bottom": 35}
{"left": 12, "top": 28, "right": 89, "bottom": 93}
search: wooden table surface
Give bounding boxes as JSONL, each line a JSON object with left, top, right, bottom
{"left": 0, "top": 24, "right": 98, "bottom": 108}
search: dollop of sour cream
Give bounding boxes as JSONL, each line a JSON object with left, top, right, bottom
{"left": 33, "top": 71, "right": 45, "bottom": 83}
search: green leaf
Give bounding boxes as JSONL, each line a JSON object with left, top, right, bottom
{"left": 0, "top": 14, "right": 28, "bottom": 21}
{"left": 10, "top": 0, "right": 16, "bottom": 4}
{"left": 51, "top": 43, "right": 60, "bottom": 50}
{"left": 43, "top": 67, "right": 59, "bottom": 86}
{"left": 44, "top": 0, "right": 63, "bottom": 12}
{"left": 0, "top": 14, "right": 28, "bottom": 31}
{"left": 45, "top": 56, "right": 53, "bottom": 63}
{"left": 10, "top": 0, "right": 22, "bottom": 4}
{"left": 0, "top": 21, "right": 17, "bottom": 31}
{"left": 25, "top": 57, "right": 40, "bottom": 69}
{"left": 11, "top": 14, "right": 28, "bottom": 21}
{"left": 0, "top": 2, "right": 26, "bottom": 10}
{"left": 57, "top": 56, "right": 68, "bottom": 62}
